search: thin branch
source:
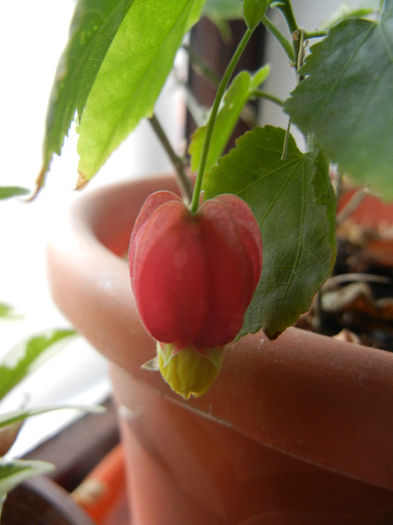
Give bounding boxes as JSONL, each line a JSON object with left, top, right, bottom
{"left": 304, "top": 29, "right": 328, "bottom": 39}
{"left": 148, "top": 114, "right": 193, "bottom": 203}
{"left": 252, "top": 89, "right": 285, "bottom": 107}
{"left": 261, "top": 15, "right": 295, "bottom": 61}
{"left": 276, "top": 0, "right": 299, "bottom": 36}
{"left": 182, "top": 44, "right": 220, "bottom": 88}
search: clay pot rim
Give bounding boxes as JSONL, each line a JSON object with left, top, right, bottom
{"left": 47, "top": 174, "right": 393, "bottom": 493}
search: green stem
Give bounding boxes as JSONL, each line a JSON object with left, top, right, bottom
{"left": 296, "top": 28, "right": 305, "bottom": 79}
{"left": 182, "top": 44, "right": 220, "bottom": 89}
{"left": 261, "top": 15, "right": 295, "bottom": 61}
{"left": 281, "top": 26, "right": 305, "bottom": 159}
{"left": 281, "top": 118, "right": 292, "bottom": 160}
{"left": 190, "top": 27, "right": 255, "bottom": 214}
{"left": 148, "top": 114, "right": 193, "bottom": 203}
{"left": 275, "top": 0, "right": 302, "bottom": 63}
{"left": 304, "top": 29, "right": 328, "bottom": 39}
{"left": 276, "top": 0, "right": 299, "bottom": 35}
{"left": 252, "top": 89, "right": 284, "bottom": 107}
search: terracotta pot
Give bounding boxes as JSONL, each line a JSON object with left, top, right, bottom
{"left": 47, "top": 175, "right": 393, "bottom": 524}
{"left": 2, "top": 476, "right": 94, "bottom": 525}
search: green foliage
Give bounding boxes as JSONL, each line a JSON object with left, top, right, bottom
{"left": 0, "top": 459, "right": 54, "bottom": 508}
{"left": 203, "top": 126, "right": 336, "bottom": 338}
{"left": 203, "top": 0, "right": 243, "bottom": 37}
{"left": 0, "top": 304, "right": 21, "bottom": 320}
{"left": 188, "top": 0, "right": 209, "bottom": 29}
{"left": 0, "top": 187, "right": 29, "bottom": 200}
{"left": 189, "top": 66, "right": 269, "bottom": 173}
{"left": 0, "top": 328, "right": 102, "bottom": 503}
{"left": 285, "top": 0, "right": 393, "bottom": 198}
{"left": 203, "top": 0, "right": 243, "bottom": 21}
{"left": 40, "top": 0, "right": 133, "bottom": 186}
{"left": 36, "top": 0, "right": 393, "bottom": 396}
{"left": 0, "top": 329, "right": 76, "bottom": 401}
{"left": 77, "top": 0, "right": 205, "bottom": 183}
{"left": 0, "top": 405, "right": 105, "bottom": 430}
{"left": 322, "top": 0, "right": 382, "bottom": 28}
{"left": 243, "top": 0, "right": 268, "bottom": 29}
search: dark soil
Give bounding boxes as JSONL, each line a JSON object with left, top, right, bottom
{"left": 296, "top": 237, "right": 393, "bottom": 352}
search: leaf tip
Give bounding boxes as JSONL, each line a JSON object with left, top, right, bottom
{"left": 76, "top": 172, "right": 89, "bottom": 191}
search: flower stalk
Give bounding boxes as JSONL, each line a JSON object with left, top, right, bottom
{"left": 190, "top": 26, "right": 256, "bottom": 214}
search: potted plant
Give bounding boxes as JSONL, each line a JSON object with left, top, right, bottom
{"left": 39, "top": 0, "right": 393, "bottom": 522}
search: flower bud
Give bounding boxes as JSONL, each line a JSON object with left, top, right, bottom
{"left": 157, "top": 342, "right": 224, "bottom": 399}
{"left": 129, "top": 190, "right": 262, "bottom": 395}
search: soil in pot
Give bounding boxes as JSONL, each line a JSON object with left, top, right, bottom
{"left": 298, "top": 202, "right": 393, "bottom": 352}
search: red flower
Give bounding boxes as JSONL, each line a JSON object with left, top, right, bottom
{"left": 129, "top": 191, "right": 262, "bottom": 353}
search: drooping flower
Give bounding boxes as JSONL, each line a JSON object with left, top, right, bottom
{"left": 129, "top": 190, "right": 262, "bottom": 397}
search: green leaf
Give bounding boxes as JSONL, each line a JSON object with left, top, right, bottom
{"left": 40, "top": 0, "right": 133, "bottom": 185}
{"left": 0, "top": 187, "right": 29, "bottom": 201}
{"left": 0, "top": 329, "right": 76, "bottom": 401}
{"left": 285, "top": 1, "right": 393, "bottom": 199}
{"left": 187, "top": 0, "right": 207, "bottom": 29}
{"left": 203, "top": 126, "right": 336, "bottom": 339}
{"left": 77, "top": 0, "right": 205, "bottom": 183}
{"left": 189, "top": 66, "right": 269, "bottom": 173}
{"left": 0, "top": 404, "right": 105, "bottom": 430}
{"left": 250, "top": 65, "right": 271, "bottom": 89}
{"left": 0, "top": 459, "right": 54, "bottom": 499}
{"left": 322, "top": 1, "right": 382, "bottom": 29}
{"left": 0, "top": 304, "right": 21, "bottom": 320}
{"left": 243, "top": 0, "right": 268, "bottom": 29}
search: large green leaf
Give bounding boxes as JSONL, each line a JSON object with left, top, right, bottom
{"left": 0, "top": 329, "right": 76, "bottom": 401}
{"left": 203, "top": 126, "right": 336, "bottom": 339}
{"left": 77, "top": 0, "right": 206, "bottom": 183}
{"left": 40, "top": 0, "right": 133, "bottom": 185}
{"left": 285, "top": 0, "right": 393, "bottom": 199}
{"left": 189, "top": 66, "right": 269, "bottom": 173}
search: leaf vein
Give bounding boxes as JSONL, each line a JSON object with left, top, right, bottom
{"left": 275, "top": 161, "right": 307, "bottom": 313}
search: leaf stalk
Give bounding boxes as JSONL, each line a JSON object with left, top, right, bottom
{"left": 148, "top": 114, "right": 193, "bottom": 203}
{"left": 261, "top": 15, "right": 295, "bottom": 61}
